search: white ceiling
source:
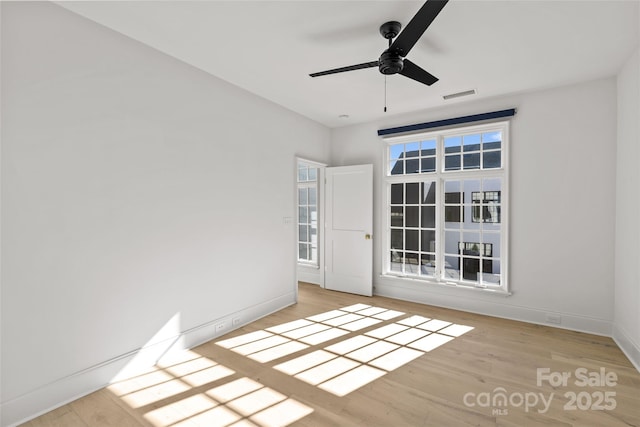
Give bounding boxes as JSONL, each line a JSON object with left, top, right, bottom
{"left": 57, "top": 1, "right": 639, "bottom": 128}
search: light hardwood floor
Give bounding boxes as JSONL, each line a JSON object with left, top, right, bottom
{"left": 22, "top": 282, "right": 640, "bottom": 427}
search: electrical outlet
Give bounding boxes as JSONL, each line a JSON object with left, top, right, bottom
{"left": 545, "top": 313, "right": 562, "bottom": 325}
{"left": 232, "top": 317, "right": 241, "bottom": 326}
{"left": 215, "top": 322, "right": 225, "bottom": 332}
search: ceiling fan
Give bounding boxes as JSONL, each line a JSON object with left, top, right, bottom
{"left": 309, "top": 0, "right": 449, "bottom": 88}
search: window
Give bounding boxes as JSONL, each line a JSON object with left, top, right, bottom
{"left": 297, "top": 161, "right": 319, "bottom": 265}
{"left": 384, "top": 122, "right": 509, "bottom": 292}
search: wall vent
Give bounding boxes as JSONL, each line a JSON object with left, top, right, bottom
{"left": 443, "top": 89, "right": 476, "bottom": 100}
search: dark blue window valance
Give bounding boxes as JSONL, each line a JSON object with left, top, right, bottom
{"left": 377, "top": 108, "right": 516, "bottom": 137}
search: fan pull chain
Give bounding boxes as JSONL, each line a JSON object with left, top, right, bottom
{"left": 384, "top": 75, "right": 388, "bottom": 113}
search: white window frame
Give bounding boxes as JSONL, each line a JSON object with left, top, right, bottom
{"left": 297, "top": 159, "right": 324, "bottom": 268}
{"left": 381, "top": 121, "right": 510, "bottom": 295}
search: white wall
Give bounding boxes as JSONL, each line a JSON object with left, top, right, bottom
{"left": 0, "top": 2, "right": 330, "bottom": 425}
{"left": 331, "top": 78, "right": 618, "bottom": 335}
{"left": 614, "top": 46, "right": 640, "bottom": 371}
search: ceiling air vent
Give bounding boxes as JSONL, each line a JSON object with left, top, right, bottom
{"left": 443, "top": 89, "right": 476, "bottom": 100}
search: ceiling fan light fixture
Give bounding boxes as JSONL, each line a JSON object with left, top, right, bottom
{"left": 443, "top": 89, "right": 477, "bottom": 100}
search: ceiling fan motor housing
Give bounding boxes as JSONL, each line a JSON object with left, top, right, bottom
{"left": 379, "top": 49, "right": 404, "bottom": 75}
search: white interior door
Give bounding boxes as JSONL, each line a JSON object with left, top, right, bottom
{"left": 325, "top": 164, "right": 373, "bottom": 296}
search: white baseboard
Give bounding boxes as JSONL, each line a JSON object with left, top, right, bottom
{"left": 297, "top": 266, "right": 323, "bottom": 286}
{"left": 374, "top": 282, "right": 613, "bottom": 337}
{"left": 612, "top": 324, "right": 640, "bottom": 373}
{"left": 1, "top": 291, "right": 296, "bottom": 427}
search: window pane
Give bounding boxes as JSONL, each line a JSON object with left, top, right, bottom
{"left": 389, "top": 144, "right": 404, "bottom": 160}
{"left": 445, "top": 136, "right": 461, "bottom": 153}
{"left": 299, "top": 225, "right": 308, "bottom": 242}
{"left": 463, "top": 153, "right": 480, "bottom": 170}
{"left": 484, "top": 141, "right": 502, "bottom": 151}
{"left": 444, "top": 184, "right": 463, "bottom": 225}
{"left": 483, "top": 233, "right": 501, "bottom": 258}
{"left": 463, "top": 205, "right": 480, "bottom": 229}
{"left": 484, "top": 178, "right": 502, "bottom": 192}
{"left": 405, "top": 142, "right": 420, "bottom": 157}
{"left": 391, "top": 229, "right": 403, "bottom": 250}
{"left": 391, "top": 184, "right": 403, "bottom": 204}
{"left": 390, "top": 159, "right": 404, "bottom": 175}
{"left": 422, "top": 182, "right": 436, "bottom": 204}
{"left": 390, "top": 251, "right": 403, "bottom": 272}
{"left": 390, "top": 144, "right": 404, "bottom": 160}
{"left": 308, "top": 187, "right": 317, "bottom": 205}
{"left": 405, "top": 252, "right": 419, "bottom": 267}
{"left": 406, "top": 183, "right": 420, "bottom": 204}
{"left": 444, "top": 180, "right": 461, "bottom": 194}
{"left": 420, "top": 254, "right": 436, "bottom": 276}
{"left": 482, "top": 263, "right": 500, "bottom": 284}
{"left": 482, "top": 131, "right": 501, "bottom": 150}
{"left": 391, "top": 206, "right": 403, "bottom": 227}
{"left": 483, "top": 221, "right": 501, "bottom": 232}
{"left": 485, "top": 258, "right": 501, "bottom": 275}
{"left": 444, "top": 255, "right": 460, "bottom": 280}
{"left": 308, "top": 167, "right": 317, "bottom": 181}
{"left": 309, "top": 206, "right": 317, "bottom": 223}
{"left": 298, "top": 188, "right": 308, "bottom": 205}
{"left": 406, "top": 158, "right": 420, "bottom": 174}
{"left": 464, "top": 179, "right": 481, "bottom": 195}
{"left": 463, "top": 134, "right": 481, "bottom": 152}
{"left": 421, "top": 230, "right": 436, "bottom": 252}
{"left": 444, "top": 155, "right": 461, "bottom": 171}
{"left": 445, "top": 205, "right": 462, "bottom": 223}
{"left": 298, "top": 165, "right": 308, "bottom": 182}
{"left": 445, "top": 230, "right": 460, "bottom": 254}
{"left": 406, "top": 206, "right": 419, "bottom": 228}
{"left": 406, "top": 230, "right": 419, "bottom": 251}
{"left": 483, "top": 151, "right": 501, "bottom": 169}
{"left": 421, "top": 140, "right": 436, "bottom": 156}
{"left": 462, "top": 257, "right": 480, "bottom": 281}
{"left": 421, "top": 157, "right": 436, "bottom": 173}
{"left": 421, "top": 206, "right": 436, "bottom": 228}
{"left": 462, "top": 234, "right": 481, "bottom": 251}
{"left": 299, "top": 243, "right": 308, "bottom": 260}
{"left": 299, "top": 206, "right": 308, "bottom": 223}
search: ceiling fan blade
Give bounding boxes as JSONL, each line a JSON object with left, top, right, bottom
{"left": 310, "top": 61, "right": 379, "bottom": 77}
{"left": 399, "top": 59, "right": 439, "bottom": 86}
{"left": 390, "top": 0, "right": 449, "bottom": 57}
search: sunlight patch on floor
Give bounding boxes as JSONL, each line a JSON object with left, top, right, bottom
{"left": 216, "top": 304, "right": 474, "bottom": 398}
{"left": 110, "top": 302, "right": 473, "bottom": 427}
{"left": 317, "top": 364, "right": 386, "bottom": 396}
{"left": 108, "top": 349, "right": 313, "bottom": 427}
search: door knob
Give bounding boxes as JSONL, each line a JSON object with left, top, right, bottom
{"left": 365, "top": 234, "right": 372, "bottom": 240}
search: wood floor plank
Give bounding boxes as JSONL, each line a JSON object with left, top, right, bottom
{"left": 20, "top": 282, "right": 640, "bottom": 426}
{"left": 19, "top": 405, "right": 88, "bottom": 427}
{"left": 69, "top": 390, "right": 147, "bottom": 427}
